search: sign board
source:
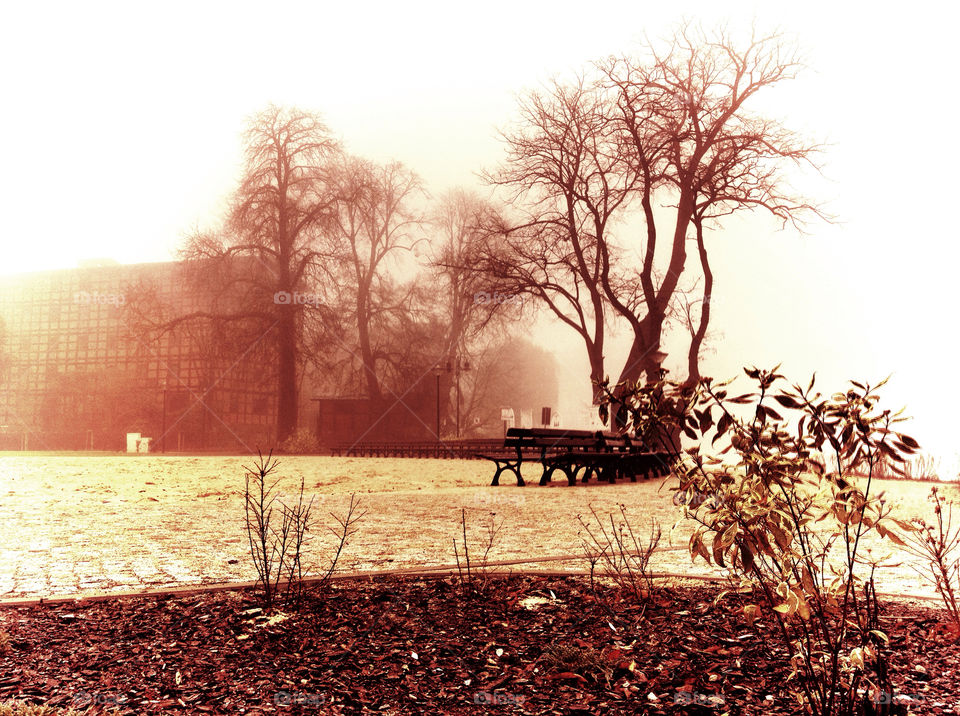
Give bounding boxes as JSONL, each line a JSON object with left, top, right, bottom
{"left": 519, "top": 409, "right": 533, "bottom": 429}
{"left": 500, "top": 407, "right": 515, "bottom": 423}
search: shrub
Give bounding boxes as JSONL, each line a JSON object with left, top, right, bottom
{"left": 452, "top": 508, "right": 502, "bottom": 595}
{"left": 243, "top": 450, "right": 363, "bottom": 609}
{"left": 278, "top": 429, "right": 321, "bottom": 454}
{"left": 610, "top": 367, "right": 918, "bottom": 714}
{"left": 904, "top": 486, "right": 960, "bottom": 632}
{"left": 577, "top": 504, "right": 661, "bottom": 603}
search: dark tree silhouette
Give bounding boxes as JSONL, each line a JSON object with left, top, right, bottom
{"left": 176, "top": 105, "right": 341, "bottom": 442}
{"left": 484, "top": 77, "right": 635, "bottom": 402}
{"left": 330, "top": 156, "right": 423, "bottom": 403}
{"left": 600, "top": 25, "right": 823, "bottom": 392}
{"left": 489, "top": 26, "right": 823, "bottom": 425}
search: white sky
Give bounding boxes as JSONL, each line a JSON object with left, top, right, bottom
{"left": 2, "top": 0, "right": 959, "bottom": 471}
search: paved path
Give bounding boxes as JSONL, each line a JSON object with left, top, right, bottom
{"left": 0, "top": 455, "right": 945, "bottom": 602}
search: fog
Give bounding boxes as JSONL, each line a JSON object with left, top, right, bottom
{"left": 1, "top": 0, "right": 958, "bottom": 471}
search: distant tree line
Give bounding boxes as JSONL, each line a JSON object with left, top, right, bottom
{"left": 128, "top": 24, "right": 824, "bottom": 443}
{"left": 125, "top": 106, "right": 546, "bottom": 442}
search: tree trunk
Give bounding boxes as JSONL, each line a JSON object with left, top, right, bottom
{"left": 587, "top": 340, "right": 605, "bottom": 406}
{"left": 356, "top": 285, "right": 382, "bottom": 403}
{"left": 276, "top": 307, "right": 299, "bottom": 443}
{"left": 614, "top": 190, "right": 695, "bottom": 391}
{"left": 685, "top": 218, "right": 712, "bottom": 388}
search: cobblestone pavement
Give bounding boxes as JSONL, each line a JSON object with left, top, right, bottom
{"left": 0, "top": 455, "right": 948, "bottom": 601}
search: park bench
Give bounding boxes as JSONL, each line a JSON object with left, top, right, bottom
{"left": 478, "top": 427, "right": 675, "bottom": 486}
{"left": 476, "top": 427, "right": 600, "bottom": 486}
{"left": 542, "top": 436, "right": 673, "bottom": 485}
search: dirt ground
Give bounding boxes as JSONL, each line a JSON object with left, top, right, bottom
{"left": 0, "top": 454, "right": 954, "bottom": 601}
{"left": 3, "top": 576, "right": 959, "bottom": 715}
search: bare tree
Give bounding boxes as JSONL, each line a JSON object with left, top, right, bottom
{"left": 330, "top": 156, "right": 423, "bottom": 403}
{"left": 484, "top": 77, "right": 637, "bottom": 402}
{"left": 431, "top": 190, "right": 509, "bottom": 357}
{"left": 428, "top": 189, "right": 519, "bottom": 431}
{"left": 601, "top": 25, "right": 823, "bottom": 391}
{"left": 170, "top": 105, "right": 341, "bottom": 442}
{"left": 488, "top": 26, "right": 823, "bottom": 426}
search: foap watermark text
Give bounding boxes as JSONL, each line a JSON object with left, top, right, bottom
{"left": 473, "top": 690, "right": 525, "bottom": 705}
{"left": 473, "top": 291, "right": 523, "bottom": 306}
{"left": 274, "top": 690, "right": 328, "bottom": 707}
{"left": 274, "top": 291, "right": 322, "bottom": 307}
{"left": 74, "top": 290, "right": 125, "bottom": 306}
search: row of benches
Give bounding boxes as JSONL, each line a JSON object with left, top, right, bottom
{"left": 477, "top": 427, "right": 674, "bottom": 487}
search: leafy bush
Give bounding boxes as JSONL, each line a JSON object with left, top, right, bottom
{"left": 597, "top": 375, "right": 690, "bottom": 455}
{"left": 610, "top": 367, "right": 918, "bottom": 714}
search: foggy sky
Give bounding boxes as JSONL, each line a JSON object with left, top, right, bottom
{"left": 2, "top": 0, "right": 958, "bottom": 471}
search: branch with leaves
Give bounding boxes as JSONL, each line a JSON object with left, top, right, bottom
{"left": 666, "top": 367, "right": 917, "bottom": 714}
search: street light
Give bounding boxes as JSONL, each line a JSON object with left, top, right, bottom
{"left": 160, "top": 377, "right": 167, "bottom": 453}
{"left": 433, "top": 366, "right": 445, "bottom": 441}
{"left": 454, "top": 358, "right": 470, "bottom": 439}
{"left": 650, "top": 349, "right": 669, "bottom": 379}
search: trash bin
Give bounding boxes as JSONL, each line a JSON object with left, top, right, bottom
{"left": 126, "top": 433, "right": 141, "bottom": 453}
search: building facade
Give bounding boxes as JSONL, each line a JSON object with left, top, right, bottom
{"left": 0, "top": 260, "right": 276, "bottom": 451}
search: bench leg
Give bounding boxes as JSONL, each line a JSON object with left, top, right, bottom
{"left": 488, "top": 458, "right": 525, "bottom": 487}
{"left": 582, "top": 465, "right": 603, "bottom": 484}
{"left": 512, "top": 467, "right": 526, "bottom": 487}
{"left": 539, "top": 465, "right": 555, "bottom": 487}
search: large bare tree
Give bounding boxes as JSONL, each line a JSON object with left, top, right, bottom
{"left": 177, "top": 105, "right": 341, "bottom": 442}
{"left": 484, "top": 77, "right": 637, "bottom": 402}
{"left": 330, "top": 156, "right": 423, "bottom": 403}
{"left": 489, "top": 26, "right": 822, "bottom": 425}
{"left": 601, "top": 26, "right": 822, "bottom": 391}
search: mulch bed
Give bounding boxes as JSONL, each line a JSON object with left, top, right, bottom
{"left": 0, "top": 575, "right": 957, "bottom": 715}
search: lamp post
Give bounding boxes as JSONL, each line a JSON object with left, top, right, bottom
{"left": 434, "top": 367, "right": 442, "bottom": 441}
{"left": 454, "top": 358, "right": 470, "bottom": 439}
{"left": 160, "top": 377, "right": 167, "bottom": 453}
{"left": 649, "top": 349, "right": 669, "bottom": 379}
